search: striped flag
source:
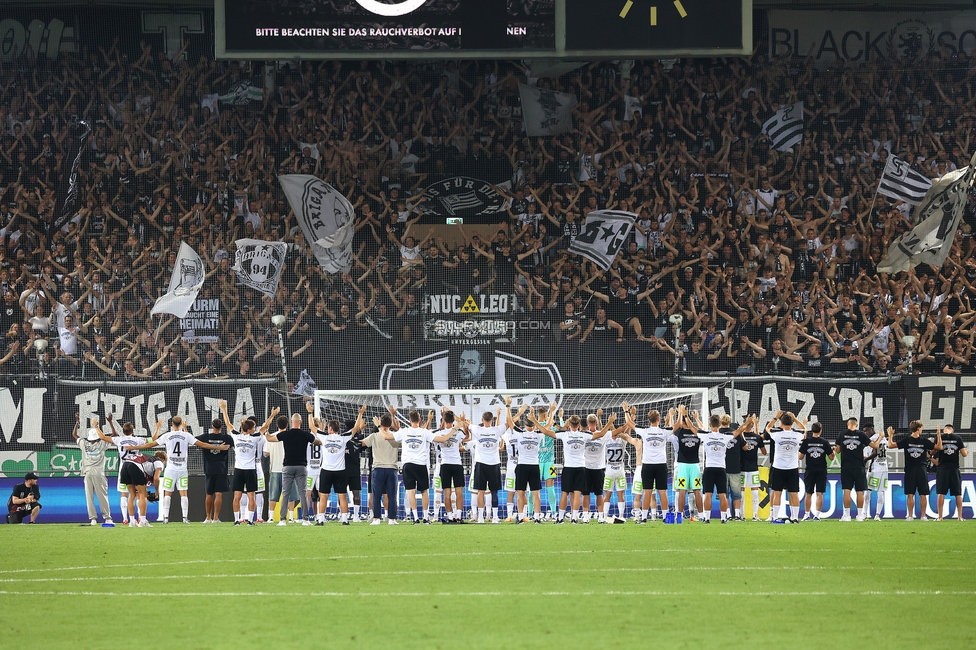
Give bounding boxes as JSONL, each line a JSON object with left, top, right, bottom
{"left": 878, "top": 152, "right": 976, "bottom": 273}
{"left": 762, "top": 102, "right": 803, "bottom": 151}
{"left": 877, "top": 155, "right": 932, "bottom": 206}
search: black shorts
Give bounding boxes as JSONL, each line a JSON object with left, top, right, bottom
{"left": 561, "top": 466, "right": 585, "bottom": 493}
{"left": 8, "top": 508, "right": 35, "bottom": 523}
{"left": 701, "top": 468, "right": 727, "bottom": 494}
{"left": 473, "top": 463, "right": 502, "bottom": 491}
{"left": 515, "top": 464, "right": 541, "bottom": 492}
{"left": 205, "top": 472, "right": 229, "bottom": 494}
{"left": 641, "top": 464, "right": 668, "bottom": 491}
{"left": 232, "top": 469, "right": 258, "bottom": 493}
{"left": 440, "top": 464, "right": 465, "bottom": 489}
{"left": 402, "top": 462, "right": 430, "bottom": 491}
{"left": 841, "top": 465, "right": 867, "bottom": 491}
{"left": 119, "top": 462, "right": 147, "bottom": 486}
{"left": 345, "top": 473, "right": 362, "bottom": 492}
{"left": 804, "top": 468, "right": 827, "bottom": 495}
{"left": 319, "top": 470, "right": 348, "bottom": 495}
{"left": 904, "top": 465, "right": 930, "bottom": 496}
{"left": 936, "top": 467, "right": 962, "bottom": 496}
{"left": 769, "top": 467, "right": 800, "bottom": 493}
{"left": 584, "top": 468, "right": 605, "bottom": 495}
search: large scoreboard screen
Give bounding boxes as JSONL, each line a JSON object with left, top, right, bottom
{"left": 215, "top": 0, "right": 750, "bottom": 59}
{"left": 218, "top": 0, "right": 555, "bottom": 58}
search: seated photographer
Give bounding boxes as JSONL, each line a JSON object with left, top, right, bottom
{"left": 7, "top": 472, "right": 41, "bottom": 524}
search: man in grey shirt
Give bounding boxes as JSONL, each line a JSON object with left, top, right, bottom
{"left": 362, "top": 409, "right": 401, "bottom": 525}
{"left": 72, "top": 412, "right": 115, "bottom": 526}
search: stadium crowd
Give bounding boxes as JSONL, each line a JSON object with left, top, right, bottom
{"left": 2, "top": 42, "right": 976, "bottom": 379}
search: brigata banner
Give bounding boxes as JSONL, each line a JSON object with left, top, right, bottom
{"left": 0, "top": 379, "right": 276, "bottom": 478}
{"left": 905, "top": 375, "right": 976, "bottom": 430}
{"left": 768, "top": 10, "right": 976, "bottom": 65}
{"left": 680, "top": 374, "right": 904, "bottom": 435}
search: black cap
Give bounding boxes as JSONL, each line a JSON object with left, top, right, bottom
{"left": 24, "top": 471, "right": 38, "bottom": 481}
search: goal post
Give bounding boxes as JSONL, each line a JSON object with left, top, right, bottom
{"left": 313, "top": 387, "right": 710, "bottom": 430}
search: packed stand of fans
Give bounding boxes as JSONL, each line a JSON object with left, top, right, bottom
{"left": 1, "top": 42, "right": 976, "bottom": 380}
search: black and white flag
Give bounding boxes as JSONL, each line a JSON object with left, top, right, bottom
{"left": 50, "top": 120, "right": 91, "bottom": 236}
{"left": 519, "top": 83, "right": 576, "bottom": 137}
{"left": 762, "top": 102, "right": 803, "bottom": 151}
{"left": 151, "top": 242, "right": 205, "bottom": 318}
{"left": 878, "top": 152, "right": 976, "bottom": 273}
{"left": 232, "top": 239, "right": 288, "bottom": 298}
{"left": 877, "top": 154, "right": 932, "bottom": 206}
{"left": 278, "top": 175, "right": 355, "bottom": 274}
{"left": 569, "top": 210, "right": 636, "bottom": 271}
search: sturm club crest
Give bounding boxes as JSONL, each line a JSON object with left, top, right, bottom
{"left": 886, "top": 19, "right": 935, "bottom": 63}
{"left": 420, "top": 176, "right": 506, "bottom": 218}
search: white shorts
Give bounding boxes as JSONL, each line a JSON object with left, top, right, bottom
{"left": 306, "top": 469, "right": 321, "bottom": 491}
{"left": 632, "top": 465, "right": 643, "bottom": 494}
{"left": 603, "top": 466, "right": 627, "bottom": 492}
{"left": 868, "top": 467, "right": 889, "bottom": 491}
{"left": 743, "top": 471, "right": 761, "bottom": 489}
{"left": 116, "top": 476, "right": 128, "bottom": 493}
{"left": 433, "top": 464, "right": 442, "bottom": 490}
{"left": 256, "top": 466, "right": 265, "bottom": 491}
{"left": 161, "top": 466, "right": 188, "bottom": 492}
{"left": 505, "top": 461, "right": 517, "bottom": 490}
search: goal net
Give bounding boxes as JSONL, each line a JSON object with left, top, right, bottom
{"left": 313, "top": 388, "right": 709, "bottom": 520}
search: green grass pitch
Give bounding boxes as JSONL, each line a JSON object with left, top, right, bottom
{"left": 1, "top": 521, "right": 974, "bottom": 649}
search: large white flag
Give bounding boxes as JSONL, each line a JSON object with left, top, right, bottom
{"left": 151, "top": 242, "right": 205, "bottom": 318}
{"left": 762, "top": 102, "right": 804, "bottom": 151}
{"left": 569, "top": 210, "right": 636, "bottom": 271}
{"left": 232, "top": 239, "right": 288, "bottom": 298}
{"left": 278, "top": 175, "right": 356, "bottom": 274}
{"left": 878, "top": 155, "right": 932, "bottom": 206}
{"left": 519, "top": 83, "right": 576, "bottom": 137}
{"left": 878, "top": 152, "right": 976, "bottom": 274}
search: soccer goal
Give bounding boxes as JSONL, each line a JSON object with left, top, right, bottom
{"left": 313, "top": 387, "right": 710, "bottom": 431}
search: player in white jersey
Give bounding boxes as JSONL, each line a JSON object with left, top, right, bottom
{"left": 504, "top": 401, "right": 546, "bottom": 524}
{"left": 96, "top": 419, "right": 160, "bottom": 527}
{"left": 313, "top": 404, "right": 367, "bottom": 525}
{"left": 862, "top": 426, "right": 888, "bottom": 520}
{"left": 127, "top": 416, "right": 229, "bottom": 524}
{"left": 619, "top": 407, "right": 674, "bottom": 523}
{"left": 101, "top": 414, "right": 134, "bottom": 523}
{"left": 602, "top": 410, "right": 631, "bottom": 522}
{"left": 469, "top": 409, "right": 507, "bottom": 523}
{"left": 765, "top": 411, "right": 806, "bottom": 523}
{"left": 380, "top": 408, "right": 458, "bottom": 523}
{"left": 435, "top": 409, "right": 470, "bottom": 523}
{"left": 220, "top": 400, "right": 278, "bottom": 525}
{"left": 698, "top": 414, "right": 750, "bottom": 523}
{"left": 502, "top": 410, "right": 524, "bottom": 521}
{"left": 582, "top": 411, "right": 626, "bottom": 523}
{"left": 531, "top": 410, "right": 617, "bottom": 523}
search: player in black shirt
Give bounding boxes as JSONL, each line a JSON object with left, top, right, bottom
{"left": 833, "top": 418, "right": 879, "bottom": 522}
{"left": 197, "top": 418, "right": 235, "bottom": 523}
{"left": 672, "top": 406, "right": 704, "bottom": 521}
{"left": 887, "top": 421, "right": 935, "bottom": 521}
{"left": 799, "top": 423, "right": 834, "bottom": 521}
{"left": 934, "top": 424, "right": 969, "bottom": 521}
{"left": 739, "top": 426, "right": 766, "bottom": 521}
{"left": 344, "top": 419, "right": 368, "bottom": 522}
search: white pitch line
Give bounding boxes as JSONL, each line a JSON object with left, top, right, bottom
{"left": 1, "top": 547, "right": 963, "bottom": 576}
{"left": 0, "top": 565, "right": 965, "bottom": 585}
{"left": 1, "top": 589, "right": 973, "bottom": 598}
